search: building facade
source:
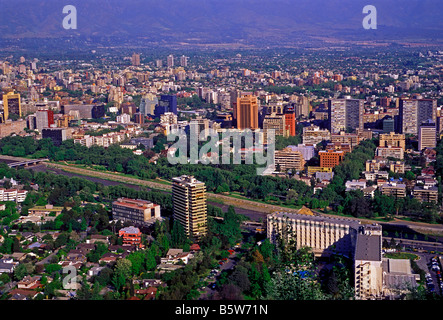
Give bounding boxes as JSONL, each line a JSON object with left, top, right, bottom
{"left": 172, "top": 175, "right": 207, "bottom": 241}
{"left": 112, "top": 198, "right": 161, "bottom": 226}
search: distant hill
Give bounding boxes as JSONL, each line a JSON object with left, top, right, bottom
{"left": 0, "top": 0, "right": 442, "bottom": 45}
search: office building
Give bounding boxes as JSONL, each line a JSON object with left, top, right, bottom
{"left": 112, "top": 198, "right": 161, "bottom": 226}
{"left": 319, "top": 149, "right": 344, "bottom": 168}
{"left": 267, "top": 211, "right": 361, "bottom": 258}
{"left": 3, "top": 92, "right": 21, "bottom": 121}
{"left": 274, "top": 148, "right": 305, "bottom": 172}
{"left": 399, "top": 99, "right": 437, "bottom": 135}
{"left": 130, "top": 137, "right": 154, "bottom": 149}
{"left": 418, "top": 120, "right": 437, "bottom": 151}
{"left": 328, "top": 99, "right": 364, "bottom": 133}
{"left": 286, "top": 144, "right": 315, "bottom": 161}
{"left": 139, "top": 93, "right": 158, "bottom": 116}
{"left": 354, "top": 224, "right": 383, "bottom": 300}
{"left": 379, "top": 132, "right": 406, "bottom": 150}
{"left": 154, "top": 95, "right": 178, "bottom": 117}
{"left": 235, "top": 94, "right": 259, "bottom": 130}
{"left": 35, "top": 109, "right": 54, "bottom": 131}
{"left": 292, "top": 96, "right": 310, "bottom": 118}
{"left": 189, "top": 117, "right": 210, "bottom": 140}
{"left": 331, "top": 132, "right": 360, "bottom": 150}
{"left": 62, "top": 104, "right": 105, "bottom": 119}
{"left": 267, "top": 211, "right": 383, "bottom": 299}
{"left": 42, "top": 128, "right": 66, "bottom": 146}
{"left": 284, "top": 104, "right": 296, "bottom": 136}
{"left": 382, "top": 117, "right": 395, "bottom": 133}
{"left": 0, "top": 120, "right": 27, "bottom": 138}
{"left": 172, "top": 175, "right": 207, "bottom": 241}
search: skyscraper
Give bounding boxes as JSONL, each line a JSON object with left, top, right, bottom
{"left": 172, "top": 175, "right": 207, "bottom": 241}
{"left": 3, "top": 92, "right": 21, "bottom": 121}
{"left": 418, "top": 120, "right": 437, "bottom": 151}
{"left": 284, "top": 104, "right": 296, "bottom": 136}
{"left": 154, "top": 95, "right": 178, "bottom": 117}
{"left": 399, "top": 99, "right": 437, "bottom": 135}
{"left": 235, "top": 94, "right": 258, "bottom": 130}
{"left": 328, "top": 99, "right": 364, "bottom": 134}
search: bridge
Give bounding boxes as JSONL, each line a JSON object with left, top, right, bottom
{"left": 0, "top": 155, "right": 49, "bottom": 168}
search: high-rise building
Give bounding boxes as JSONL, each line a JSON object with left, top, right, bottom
{"left": 328, "top": 99, "right": 364, "bottom": 134}
{"left": 418, "top": 120, "right": 437, "bottom": 151}
{"left": 3, "top": 92, "right": 21, "bottom": 121}
{"left": 293, "top": 96, "right": 310, "bottom": 118}
{"left": 35, "top": 109, "right": 54, "bottom": 131}
{"left": 131, "top": 53, "right": 141, "bottom": 66}
{"left": 399, "top": 99, "right": 437, "bottom": 135}
{"left": 189, "top": 117, "right": 210, "bottom": 140}
{"left": 154, "top": 95, "right": 178, "bottom": 117}
{"left": 167, "top": 54, "right": 174, "bottom": 67}
{"left": 263, "top": 113, "right": 287, "bottom": 142}
{"left": 180, "top": 55, "right": 188, "bottom": 67}
{"left": 172, "top": 175, "right": 207, "bottom": 241}
{"left": 139, "top": 93, "right": 158, "bottom": 116}
{"left": 235, "top": 94, "right": 258, "bottom": 130}
{"left": 382, "top": 117, "right": 395, "bottom": 133}
{"left": 284, "top": 104, "right": 296, "bottom": 136}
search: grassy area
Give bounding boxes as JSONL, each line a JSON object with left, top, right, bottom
{"left": 384, "top": 252, "right": 419, "bottom": 261}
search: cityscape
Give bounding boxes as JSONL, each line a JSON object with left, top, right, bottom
{"left": 0, "top": 0, "right": 442, "bottom": 313}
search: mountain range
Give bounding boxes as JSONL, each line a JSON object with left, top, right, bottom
{"left": 0, "top": 0, "right": 442, "bottom": 47}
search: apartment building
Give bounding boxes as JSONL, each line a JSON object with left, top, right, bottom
{"left": 412, "top": 185, "right": 438, "bottom": 203}
{"left": 0, "top": 188, "right": 28, "bottom": 203}
{"left": 119, "top": 226, "right": 142, "bottom": 247}
{"left": 172, "top": 175, "right": 207, "bottom": 241}
{"left": 379, "top": 182, "right": 406, "bottom": 199}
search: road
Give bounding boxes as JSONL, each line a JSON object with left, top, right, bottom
{"left": 9, "top": 159, "right": 443, "bottom": 238}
